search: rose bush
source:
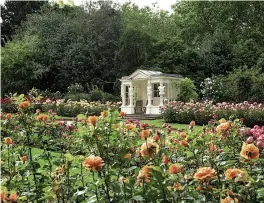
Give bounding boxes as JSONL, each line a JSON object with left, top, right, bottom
{"left": 1, "top": 95, "right": 264, "bottom": 202}
{"left": 1, "top": 96, "right": 121, "bottom": 117}
{"left": 162, "top": 100, "right": 264, "bottom": 127}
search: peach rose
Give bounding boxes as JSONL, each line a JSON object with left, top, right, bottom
{"left": 193, "top": 167, "right": 216, "bottom": 181}
{"left": 221, "top": 196, "right": 238, "bottom": 203}
{"left": 137, "top": 165, "right": 152, "bottom": 185}
{"left": 83, "top": 156, "right": 104, "bottom": 171}
{"left": 169, "top": 164, "right": 183, "bottom": 174}
{"left": 88, "top": 116, "right": 98, "bottom": 126}
{"left": 240, "top": 143, "right": 259, "bottom": 160}
{"left": 140, "top": 141, "right": 158, "bottom": 158}
{"left": 225, "top": 168, "right": 247, "bottom": 182}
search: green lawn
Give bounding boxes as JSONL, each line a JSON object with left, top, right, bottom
{"left": 140, "top": 119, "right": 204, "bottom": 131}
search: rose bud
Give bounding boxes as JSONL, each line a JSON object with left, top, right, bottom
{"left": 246, "top": 136, "right": 254, "bottom": 144}
{"left": 256, "top": 141, "right": 264, "bottom": 148}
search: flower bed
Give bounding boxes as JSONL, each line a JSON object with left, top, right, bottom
{"left": 162, "top": 101, "right": 264, "bottom": 127}
{"left": 1, "top": 97, "right": 264, "bottom": 202}
{"left": 1, "top": 96, "right": 121, "bottom": 117}
{"left": 41, "top": 99, "right": 121, "bottom": 117}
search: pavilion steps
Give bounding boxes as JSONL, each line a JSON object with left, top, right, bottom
{"left": 125, "top": 114, "right": 162, "bottom": 120}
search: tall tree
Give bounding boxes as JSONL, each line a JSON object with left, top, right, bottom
{"left": 1, "top": 0, "right": 46, "bottom": 46}
{"left": 2, "top": 2, "right": 123, "bottom": 94}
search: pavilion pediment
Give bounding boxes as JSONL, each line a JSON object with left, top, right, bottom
{"left": 127, "top": 69, "right": 162, "bottom": 80}
{"left": 130, "top": 72, "right": 148, "bottom": 79}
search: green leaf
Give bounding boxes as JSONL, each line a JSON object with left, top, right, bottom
{"left": 223, "top": 146, "right": 230, "bottom": 152}
{"left": 18, "top": 94, "right": 25, "bottom": 99}
{"left": 186, "top": 151, "right": 194, "bottom": 158}
{"left": 74, "top": 190, "right": 87, "bottom": 196}
{"left": 65, "top": 152, "right": 74, "bottom": 162}
{"left": 132, "top": 195, "right": 144, "bottom": 201}
{"left": 257, "top": 188, "right": 264, "bottom": 200}
{"left": 77, "top": 114, "right": 86, "bottom": 119}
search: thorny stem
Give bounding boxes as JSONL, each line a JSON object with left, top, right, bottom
{"left": 93, "top": 172, "right": 99, "bottom": 202}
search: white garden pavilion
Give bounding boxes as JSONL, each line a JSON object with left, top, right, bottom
{"left": 120, "top": 69, "right": 183, "bottom": 115}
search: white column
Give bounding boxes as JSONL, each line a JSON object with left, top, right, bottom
{"left": 168, "top": 83, "right": 170, "bottom": 102}
{"left": 129, "top": 84, "right": 134, "bottom": 107}
{"left": 121, "top": 84, "right": 126, "bottom": 107}
{"left": 158, "top": 80, "right": 165, "bottom": 106}
{"left": 146, "top": 80, "right": 152, "bottom": 114}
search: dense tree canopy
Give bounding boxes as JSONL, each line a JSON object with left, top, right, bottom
{"left": 1, "top": 1, "right": 46, "bottom": 46}
{"left": 1, "top": 1, "right": 264, "bottom": 100}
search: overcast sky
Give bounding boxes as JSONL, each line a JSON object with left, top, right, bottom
{"left": 0, "top": 0, "right": 176, "bottom": 11}
{"left": 77, "top": 0, "right": 176, "bottom": 11}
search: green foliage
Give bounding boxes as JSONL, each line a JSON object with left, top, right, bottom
{"left": 63, "top": 93, "right": 90, "bottom": 101}
{"left": 67, "top": 83, "right": 84, "bottom": 94}
{"left": 42, "top": 100, "right": 119, "bottom": 117}
{"left": 176, "top": 78, "right": 198, "bottom": 102}
{"left": 2, "top": 1, "right": 264, "bottom": 101}
{"left": 1, "top": 36, "right": 40, "bottom": 95}
{"left": 1, "top": 0, "right": 46, "bottom": 45}
{"left": 2, "top": 2, "right": 123, "bottom": 95}
{"left": 222, "top": 67, "right": 264, "bottom": 102}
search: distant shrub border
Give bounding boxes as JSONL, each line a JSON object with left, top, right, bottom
{"left": 1, "top": 97, "right": 121, "bottom": 117}
{"left": 41, "top": 99, "right": 121, "bottom": 117}
{"left": 161, "top": 101, "right": 264, "bottom": 127}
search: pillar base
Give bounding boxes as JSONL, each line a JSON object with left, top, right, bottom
{"left": 121, "top": 106, "right": 135, "bottom": 114}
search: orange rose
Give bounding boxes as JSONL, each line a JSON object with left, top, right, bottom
{"left": 140, "top": 141, "right": 158, "bottom": 158}
{"left": 18, "top": 101, "right": 30, "bottom": 109}
{"left": 225, "top": 168, "right": 247, "bottom": 182}
{"left": 112, "top": 124, "right": 120, "bottom": 129}
{"left": 240, "top": 143, "right": 259, "bottom": 160}
{"left": 83, "top": 156, "right": 104, "bottom": 171}
{"left": 4, "top": 137, "right": 12, "bottom": 145}
{"left": 171, "top": 138, "right": 179, "bottom": 144}
{"left": 209, "top": 143, "right": 216, "bottom": 152}
{"left": 37, "top": 114, "right": 49, "bottom": 121}
{"left": 221, "top": 196, "right": 238, "bottom": 203}
{"left": 153, "top": 134, "right": 160, "bottom": 142}
{"left": 125, "top": 124, "right": 134, "bottom": 131}
{"left": 141, "top": 129, "right": 150, "bottom": 140}
{"left": 173, "top": 182, "right": 183, "bottom": 191}
{"left": 179, "top": 131, "right": 187, "bottom": 139}
{"left": 193, "top": 167, "right": 216, "bottom": 181}
{"left": 190, "top": 120, "right": 195, "bottom": 127}
{"left": 169, "top": 164, "right": 183, "bottom": 174}
{"left": 21, "top": 155, "right": 27, "bottom": 162}
{"left": 120, "top": 112, "right": 126, "bottom": 117}
{"left": 136, "top": 148, "right": 142, "bottom": 157}
{"left": 124, "top": 153, "right": 132, "bottom": 159}
{"left": 216, "top": 122, "right": 232, "bottom": 134}
{"left": 180, "top": 140, "right": 189, "bottom": 147}
{"left": 55, "top": 166, "right": 65, "bottom": 175}
{"left": 0, "top": 191, "right": 6, "bottom": 201}
{"left": 162, "top": 155, "right": 169, "bottom": 164}
{"left": 137, "top": 165, "right": 152, "bottom": 185}
{"left": 6, "top": 113, "right": 12, "bottom": 119}
{"left": 9, "top": 193, "right": 18, "bottom": 202}
{"left": 88, "top": 116, "right": 98, "bottom": 126}
{"left": 100, "top": 111, "right": 107, "bottom": 117}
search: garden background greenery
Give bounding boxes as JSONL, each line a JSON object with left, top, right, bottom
{"left": 1, "top": 1, "right": 264, "bottom": 103}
